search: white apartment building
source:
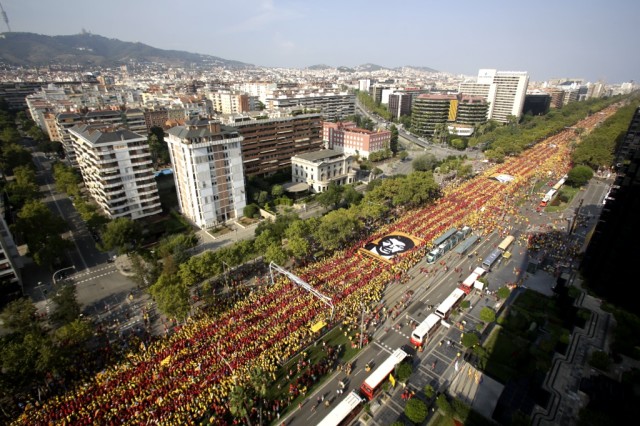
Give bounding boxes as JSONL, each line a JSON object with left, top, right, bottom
{"left": 68, "top": 125, "right": 162, "bottom": 220}
{"left": 291, "top": 149, "right": 357, "bottom": 193}
{"left": 0, "top": 199, "right": 22, "bottom": 294}
{"left": 459, "top": 69, "right": 529, "bottom": 123}
{"left": 166, "top": 118, "right": 246, "bottom": 229}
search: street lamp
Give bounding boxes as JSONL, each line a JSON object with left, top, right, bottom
{"left": 53, "top": 265, "right": 76, "bottom": 287}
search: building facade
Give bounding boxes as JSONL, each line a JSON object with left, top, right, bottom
{"left": 68, "top": 125, "right": 162, "bottom": 220}
{"left": 231, "top": 114, "right": 323, "bottom": 177}
{"left": 166, "top": 118, "right": 246, "bottom": 229}
{"left": 267, "top": 93, "right": 355, "bottom": 120}
{"left": 0, "top": 198, "right": 22, "bottom": 296}
{"left": 459, "top": 69, "right": 529, "bottom": 123}
{"left": 411, "top": 94, "right": 458, "bottom": 137}
{"left": 291, "top": 149, "right": 357, "bottom": 193}
{"left": 323, "top": 121, "right": 391, "bottom": 158}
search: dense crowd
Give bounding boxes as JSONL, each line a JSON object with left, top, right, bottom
{"left": 14, "top": 106, "right": 619, "bottom": 425}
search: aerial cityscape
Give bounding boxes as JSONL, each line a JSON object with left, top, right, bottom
{"left": 0, "top": 1, "right": 640, "bottom": 425}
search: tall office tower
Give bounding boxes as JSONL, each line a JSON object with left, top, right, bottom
{"left": 231, "top": 114, "right": 323, "bottom": 177}
{"left": 359, "top": 79, "right": 371, "bottom": 93}
{"left": 459, "top": 69, "right": 529, "bottom": 123}
{"left": 388, "top": 93, "right": 413, "bottom": 119}
{"left": 166, "top": 118, "right": 246, "bottom": 229}
{"left": 68, "top": 125, "right": 162, "bottom": 220}
{"left": 581, "top": 107, "right": 640, "bottom": 313}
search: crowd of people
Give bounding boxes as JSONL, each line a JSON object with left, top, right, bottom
{"left": 14, "top": 107, "right": 618, "bottom": 425}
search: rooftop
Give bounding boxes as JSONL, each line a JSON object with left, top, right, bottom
{"left": 293, "top": 149, "right": 346, "bottom": 162}
{"left": 69, "top": 124, "right": 144, "bottom": 145}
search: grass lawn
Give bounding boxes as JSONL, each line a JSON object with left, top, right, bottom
{"left": 545, "top": 185, "right": 580, "bottom": 212}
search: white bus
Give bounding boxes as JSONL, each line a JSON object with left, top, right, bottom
{"left": 360, "top": 348, "right": 408, "bottom": 400}
{"left": 459, "top": 267, "right": 486, "bottom": 294}
{"left": 435, "top": 288, "right": 466, "bottom": 319}
{"left": 317, "top": 391, "right": 364, "bottom": 426}
{"left": 410, "top": 313, "right": 441, "bottom": 346}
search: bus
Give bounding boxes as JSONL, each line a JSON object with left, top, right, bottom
{"left": 552, "top": 175, "right": 568, "bottom": 191}
{"left": 482, "top": 248, "right": 503, "bottom": 271}
{"left": 459, "top": 267, "right": 486, "bottom": 294}
{"left": 498, "top": 235, "right": 515, "bottom": 252}
{"left": 435, "top": 288, "right": 466, "bottom": 319}
{"left": 317, "top": 391, "right": 364, "bottom": 426}
{"left": 360, "top": 348, "right": 408, "bottom": 400}
{"left": 426, "top": 227, "right": 471, "bottom": 263}
{"left": 410, "top": 313, "right": 441, "bottom": 346}
{"left": 539, "top": 189, "right": 557, "bottom": 207}
{"left": 455, "top": 234, "right": 480, "bottom": 255}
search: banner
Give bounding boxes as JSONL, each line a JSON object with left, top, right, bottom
{"left": 360, "top": 231, "right": 424, "bottom": 264}
{"left": 389, "top": 373, "right": 396, "bottom": 388}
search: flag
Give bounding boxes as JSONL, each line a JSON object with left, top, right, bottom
{"left": 389, "top": 374, "right": 396, "bottom": 388}
{"left": 161, "top": 355, "right": 172, "bottom": 366}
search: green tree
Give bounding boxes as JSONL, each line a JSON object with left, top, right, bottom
{"left": 436, "top": 394, "right": 454, "bottom": 417}
{"left": 52, "top": 163, "right": 81, "bottom": 196}
{"left": 497, "top": 286, "right": 510, "bottom": 299}
{"left": 53, "top": 318, "right": 93, "bottom": 350}
{"left": 395, "top": 361, "right": 413, "bottom": 382}
{"left": 389, "top": 124, "right": 399, "bottom": 155}
{"left": 404, "top": 398, "right": 428, "bottom": 424}
{"left": 271, "top": 184, "right": 284, "bottom": 198}
{"left": 342, "top": 185, "right": 363, "bottom": 206}
{"left": 479, "top": 307, "right": 496, "bottom": 323}
{"left": 6, "top": 165, "right": 40, "bottom": 208}
{"left": 257, "top": 190, "right": 268, "bottom": 206}
{"left": 14, "top": 200, "right": 72, "bottom": 267}
{"left": 412, "top": 153, "right": 438, "bottom": 171}
{"left": 461, "top": 331, "right": 480, "bottom": 348}
{"left": 50, "top": 284, "right": 82, "bottom": 326}
{"left": 424, "top": 384, "right": 435, "bottom": 399}
{"left": 98, "top": 217, "right": 142, "bottom": 254}
{"left": 148, "top": 126, "right": 170, "bottom": 166}
{"left": 149, "top": 272, "right": 190, "bottom": 321}
{"left": 398, "top": 151, "right": 409, "bottom": 161}
{"left": 451, "top": 138, "right": 467, "bottom": 150}
{"left": 1, "top": 143, "right": 33, "bottom": 175}
{"left": 228, "top": 384, "right": 254, "bottom": 426}
{"left": 314, "top": 208, "right": 361, "bottom": 251}
{"left": 316, "top": 182, "right": 344, "bottom": 209}
{"left": 264, "top": 242, "right": 288, "bottom": 265}
{"left": 243, "top": 203, "right": 259, "bottom": 218}
{"left": 0, "top": 298, "right": 41, "bottom": 335}
{"left": 567, "top": 165, "right": 594, "bottom": 187}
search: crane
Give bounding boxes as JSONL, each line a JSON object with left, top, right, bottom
{"left": 0, "top": 2, "right": 10, "bottom": 32}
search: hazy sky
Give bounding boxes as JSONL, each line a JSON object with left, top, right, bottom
{"left": 3, "top": 0, "right": 638, "bottom": 83}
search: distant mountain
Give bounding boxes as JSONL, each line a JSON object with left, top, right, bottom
{"left": 306, "top": 64, "right": 333, "bottom": 70}
{"left": 401, "top": 65, "right": 439, "bottom": 73}
{"left": 0, "top": 32, "right": 252, "bottom": 68}
{"left": 336, "top": 66, "right": 355, "bottom": 73}
{"left": 355, "top": 63, "right": 387, "bottom": 72}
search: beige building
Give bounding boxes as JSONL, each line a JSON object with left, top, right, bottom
{"left": 166, "top": 118, "right": 246, "bottom": 229}
{"left": 68, "top": 125, "right": 162, "bottom": 220}
{"left": 291, "top": 149, "right": 357, "bottom": 193}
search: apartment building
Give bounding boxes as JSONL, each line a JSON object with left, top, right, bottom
{"left": 207, "top": 91, "right": 250, "bottom": 114}
{"left": 0, "top": 198, "right": 22, "bottom": 295}
{"left": 68, "top": 125, "right": 162, "bottom": 220}
{"left": 323, "top": 121, "right": 391, "bottom": 158}
{"left": 144, "top": 109, "right": 169, "bottom": 131}
{"left": 291, "top": 149, "right": 357, "bottom": 193}
{"left": 266, "top": 92, "right": 355, "bottom": 120}
{"left": 459, "top": 69, "right": 529, "bottom": 123}
{"left": 411, "top": 94, "right": 458, "bottom": 137}
{"left": 231, "top": 114, "right": 324, "bottom": 177}
{"left": 166, "top": 118, "right": 246, "bottom": 229}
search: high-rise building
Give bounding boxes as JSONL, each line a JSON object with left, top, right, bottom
{"left": 231, "top": 114, "right": 323, "bottom": 177}
{"left": 323, "top": 121, "right": 391, "bottom": 158}
{"left": 388, "top": 93, "right": 413, "bottom": 119}
{"left": 411, "top": 94, "right": 458, "bottom": 137}
{"left": 68, "top": 125, "right": 162, "bottom": 220}
{"left": 581, "top": 107, "right": 640, "bottom": 314}
{"left": 459, "top": 69, "right": 529, "bottom": 123}
{"left": 523, "top": 93, "right": 551, "bottom": 116}
{"left": 166, "top": 118, "right": 246, "bottom": 229}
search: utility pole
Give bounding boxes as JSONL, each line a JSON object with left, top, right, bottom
{"left": 359, "top": 302, "right": 366, "bottom": 348}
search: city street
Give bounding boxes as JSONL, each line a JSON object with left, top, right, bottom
{"left": 283, "top": 172, "right": 613, "bottom": 425}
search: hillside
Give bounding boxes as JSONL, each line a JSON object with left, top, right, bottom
{"left": 0, "top": 32, "right": 251, "bottom": 68}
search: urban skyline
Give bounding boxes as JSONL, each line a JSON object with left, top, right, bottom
{"left": 2, "top": 0, "right": 638, "bottom": 84}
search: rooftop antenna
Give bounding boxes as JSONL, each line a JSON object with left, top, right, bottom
{"left": 0, "top": 2, "right": 10, "bottom": 32}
